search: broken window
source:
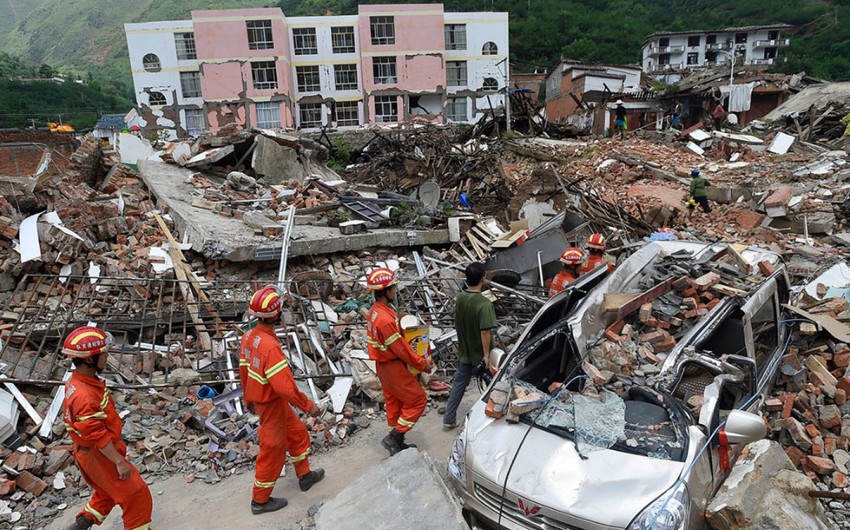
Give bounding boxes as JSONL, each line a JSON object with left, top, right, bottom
{"left": 706, "top": 34, "right": 717, "bottom": 45}
{"left": 374, "top": 95, "right": 398, "bottom": 122}
{"left": 331, "top": 26, "right": 356, "bottom": 53}
{"left": 687, "top": 35, "right": 700, "bottom": 47}
{"left": 180, "top": 71, "right": 201, "bottom": 98}
{"left": 444, "top": 24, "right": 467, "bottom": 51}
{"left": 768, "top": 30, "right": 779, "bottom": 40}
{"left": 447, "top": 97, "right": 467, "bottom": 122}
{"left": 481, "top": 77, "right": 498, "bottom": 92}
{"left": 299, "top": 103, "right": 323, "bottom": 128}
{"left": 334, "top": 101, "right": 359, "bottom": 126}
{"left": 334, "top": 64, "right": 358, "bottom": 91}
{"left": 735, "top": 32, "right": 748, "bottom": 44}
{"left": 147, "top": 91, "right": 166, "bottom": 106}
{"left": 706, "top": 51, "right": 718, "bottom": 63}
{"left": 142, "top": 54, "right": 161, "bottom": 72}
{"left": 251, "top": 61, "right": 278, "bottom": 90}
{"left": 184, "top": 108, "right": 205, "bottom": 136}
{"left": 174, "top": 33, "right": 196, "bottom": 60}
{"left": 764, "top": 47, "right": 777, "bottom": 60}
{"left": 370, "top": 16, "right": 395, "bottom": 45}
{"left": 687, "top": 52, "right": 699, "bottom": 65}
{"left": 446, "top": 61, "right": 467, "bottom": 87}
{"left": 372, "top": 56, "right": 396, "bottom": 84}
{"left": 296, "top": 65, "right": 321, "bottom": 92}
{"left": 482, "top": 41, "right": 498, "bottom": 55}
{"left": 659, "top": 37, "right": 669, "bottom": 47}
{"left": 751, "top": 296, "right": 778, "bottom": 373}
{"left": 247, "top": 20, "right": 274, "bottom": 50}
{"left": 255, "top": 102, "right": 280, "bottom": 128}
{"left": 293, "top": 28, "right": 318, "bottom": 55}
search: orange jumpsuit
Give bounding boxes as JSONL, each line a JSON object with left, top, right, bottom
{"left": 581, "top": 253, "right": 614, "bottom": 275}
{"left": 548, "top": 270, "right": 576, "bottom": 299}
{"left": 63, "top": 372, "right": 152, "bottom": 530}
{"left": 366, "top": 301, "right": 428, "bottom": 433}
{"left": 239, "top": 322, "right": 315, "bottom": 504}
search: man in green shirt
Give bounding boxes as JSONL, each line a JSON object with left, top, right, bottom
{"left": 443, "top": 263, "right": 498, "bottom": 429}
{"left": 689, "top": 168, "right": 711, "bottom": 213}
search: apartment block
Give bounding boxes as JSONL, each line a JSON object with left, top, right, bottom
{"left": 642, "top": 24, "right": 791, "bottom": 75}
{"left": 124, "top": 4, "right": 508, "bottom": 137}
{"left": 544, "top": 60, "right": 643, "bottom": 122}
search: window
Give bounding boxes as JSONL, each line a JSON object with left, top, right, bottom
{"left": 292, "top": 28, "right": 317, "bottom": 55}
{"left": 299, "top": 103, "right": 323, "bottom": 128}
{"left": 482, "top": 41, "right": 498, "bottom": 55}
{"left": 706, "top": 34, "right": 716, "bottom": 45}
{"left": 373, "top": 56, "right": 396, "bottom": 84}
{"left": 481, "top": 77, "right": 498, "bottom": 92}
{"left": 374, "top": 95, "right": 398, "bottom": 122}
{"left": 751, "top": 296, "right": 778, "bottom": 372}
{"left": 659, "top": 37, "right": 669, "bottom": 47}
{"left": 764, "top": 47, "right": 777, "bottom": 59}
{"left": 184, "top": 109, "right": 205, "bottom": 137}
{"left": 331, "top": 26, "right": 356, "bottom": 53}
{"left": 735, "top": 33, "right": 748, "bottom": 44}
{"left": 706, "top": 51, "right": 718, "bottom": 63}
{"left": 444, "top": 24, "right": 467, "bottom": 50}
{"left": 687, "top": 52, "right": 699, "bottom": 65}
{"left": 247, "top": 20, "right": 274, "bottom": 50}
{"left": 447, "top": 97, "right": 467, "bottom": 122}
{"left": 251, "top": 61, "right": 278, "bottom": 90}
{"left": 148, "top": 91, "right": 166, "bottom": 105}
{"left": 658, "top": 53, "right": 670, "bottom": 66}
{"left": 180, "top": 71, "right": 202, "bottom": 98}
{"left": 334, "top": 64, "right": 358, "bottom": 90}
{"left": 370, "top": 16, "right": 395, "bottom": 45}
{"left": 768, "top": 30, "right": 779, "bottom": 40}
{"left": 687, "top": 35, "right": 700, "bottom": 47}
{"left": 296, "top": 65, "right": 321, "bottom": 92}
{"left": 335, "top": 101, "right": 359, "bottom": 126}
{"left": 175, "top": 33, "right": 197, "bottom": 60}
{"left": 142, "top": 54, "right": 161, "bottom": 72}
{"left": 255, "top": 102, "right": 281, "bottom": 128}
{"left": 446, "top": 61, "right": 467, "bottom": 87}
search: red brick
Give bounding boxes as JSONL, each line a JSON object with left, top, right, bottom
{"left": 834, "top": 351, "right": 850, "bottom": 370}
{"left": 653, "top": 335, "right": 677, "bottom": 352}
{"left": 785, "top": 445, "right": 806, "bottom": 468}
{"left": 806, "top": 455, "right": 835, "bottom": 475}
{"left": 735, "top": 210, "right": 766, "bottom": 230}
{"left": 764, "top": 398, "right": 784, "bottom": 412}
{"left": 764, "top": 185, "right": 793, "bottom": 209}
{"left": 805, "top": 424, "right": 822, "bottom": 439}
{"left": 706, "top": 298, "right": 721, "bottom": 310}
{"left": 693, "top": 272, "right": 720, "bottom": 291}
{"left": 836, "top": 377, "right": 850, "bottom": 395}
{"left": 835, "top": 471, "right": 850, "bottom": 488}
{"left": 639, "top": 303, "right": 653, "bottom": 323}
{"left": 15, "top": 471, "right": 46, "bottom": 496}
{"left": 757, "top": 260, "right": 775, "bottom": 275}
{"left": 785, "top": 417, "right": 813, "bottom": 451}
{"left": 0, "top": 478, "right": 15, "bottom": 495}
{"left": 836, "top": 389, "right": 846, "bottom": 406}
{"left": 825, "top": 436, "right": 838, "bottom": 456}
{"left": 606, "top": 320, "right": 626, "bottom": 335}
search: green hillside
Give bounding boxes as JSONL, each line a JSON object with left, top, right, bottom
{"left": 0, "top": 0, "right": 45, "bottom": 40}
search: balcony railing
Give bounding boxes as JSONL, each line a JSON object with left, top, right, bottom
{"left": 750, "top": 58, "right": 776, "bottom": 65}
{"left": 753, "top": 38, "right": 790, "bottom": 48}
{"left": 705, "top": 42, "right": 732, "bottom": 51}
{"left": 646, "top": 45, "right": 686, "bottom": 56}
{"left": 649, "top": 62, "right": 684, "bottom": 72}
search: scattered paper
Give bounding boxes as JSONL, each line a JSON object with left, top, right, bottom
{"left": 18, "top": 212, "right": 44, "bottom": 263}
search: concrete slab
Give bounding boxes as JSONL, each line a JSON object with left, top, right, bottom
{"left": 315, "top": 448, "right": 468, "bottom": 530}
{"left": 138, "top": 160, "right": 451, "bottom": 261}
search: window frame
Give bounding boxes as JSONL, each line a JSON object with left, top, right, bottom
{"left": 296, "top": 65, "right": 321, "bottom": 93}
{"left": 446, "top": 60, "right": 468, "bottom": 87}
{"left": 481, "top": 77, "right": 498, "bottom": 92}
{"left": 687, "top": 35, "right": 701, "bottom": 47}
{"left": 447, "top": 97, "right": 468, "bottom": 122}
{"left": 255, "top": 101, "right": 281, "bottom": 129}
{"left": 299, "top": 103, "right": 323, "bottom": 128}
{"left": 482, "top": 41, "right": 498, "bottom": 55}
{"left": 180, "top": 71, "right": 202, "bottom": 98}
{"left": 334, "top": 64, "right": 358, "bottom": 91}
{"left": 247, "top": 20, "right": 274, "bottom": 50}
{"left": 292, "top": 28, "right": 318, "bottom": 56}
{"left": 148, "top": 91, "right": 166, "bottom": 106}
{"left": 370, "top": 16, "right": 395, "bottom": 45}
{"left": 372, "top": 56, "right": 397, "bottom": 85}
{"left": 184, "top": 108, "right": 205, "bottom": 137}
{"left": 142, "top": 54, "right": 161, "bottom": 72}
{"left": 374, "top": 95, "right": 398, "bottom": 122}
{"left": 686, "top": 52, "right": 699, "bottom": 65}
{"left": 331, "top": 26, "right": 356, "bottom": 54}
{"left": 444, "top": 24, "right": 467, "bottom": 51}
{"left": 174, "top": 33, "right": 197, "bottom": 61}
{"left": 334, "top": 101, "right": 359, "bottom": 127}
{"left": 735, "top": 32, "right": 748, "bottom": 44}
{"left": 251, "top": 61, "right": 278, "bottom": 90}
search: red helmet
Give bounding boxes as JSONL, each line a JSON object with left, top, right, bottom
{"left": 366, "top": 267, "right": 398, "bottom": 291}
{"left": 249, "top": 286, "right": 282, "bottom": 319}
{"left": 560, "top": 247, "right": 586, "bottom": 266}
{"left": 62, "top": 326, "right": 112, "bottom": 359}
{"left": 587, "top": 233, "right": 606, "bottom": 250}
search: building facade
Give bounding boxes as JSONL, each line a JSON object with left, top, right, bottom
{"left": 642, "top": 24, "right": 791, "bottom": 75}
{"left": 544, "top": 60, "right": 643, "bottom": 123}
{"left": 124, "top": 4, "right": 509, "bottom": 137}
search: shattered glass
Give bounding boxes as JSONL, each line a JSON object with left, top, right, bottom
{"left": 573, "top": 390, "right": 626, "bottom": 454}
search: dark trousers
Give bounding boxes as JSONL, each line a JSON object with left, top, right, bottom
{"left": 443, "top": 361, "right": 476, "bottom": 425}
{"left": 695, "top": 196, "right": 711, "bottom": 213}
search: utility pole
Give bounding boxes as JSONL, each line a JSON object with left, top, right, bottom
{"left": 497, "top": 58, "right": 511, "bottom": 132}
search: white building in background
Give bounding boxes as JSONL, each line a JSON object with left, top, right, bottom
{"left": 642, "top": 24, "right": 792, "bottom": 75}
{"left": 125, "top": 20, "right": 205, "bottom": 138}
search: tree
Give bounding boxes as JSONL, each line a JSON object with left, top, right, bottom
{"left": 38, "top": 64, "right": 54, "bottom": 79}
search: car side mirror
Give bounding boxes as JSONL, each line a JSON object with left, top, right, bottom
{"left": 723, "top": 409, "right": 766, "bottom": 444}
{"left": 491, "top": 347, "right": 507, "bottom": 370}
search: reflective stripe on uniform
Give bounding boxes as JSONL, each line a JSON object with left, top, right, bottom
{"left": 64, "top": 422, "right": 83, "bottom": 437}
{"left": 397, "top": 417, "right": 416, "bottom": 428}
{"left": 239, "top": 359, "right": 249, "bottom": 367}
{"left": 290, "top": 449, "right": 310, "bottom": 463}
{"left": 254, "top": 479, "right": 276, "bottom": 489}
{"left": 84, "top": 503, "right": 107, "bottom": 523}
{"left": 264, "top": 359, "right": 289, "bottom": 379}
{"left": 76, "top": 411, "right": 107, "bottom": 422}
{"left": 384, "top": 332, "right": 401, "bottom": 346}
{"left": 99, "top": 387, "right": 109, "bottom": 411}
{"left": 246, "top": 369, "right": 269, "bottom": 385}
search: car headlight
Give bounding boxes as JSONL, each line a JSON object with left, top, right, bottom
{"left": 627, "top": 484, "right": 689, "bottom": 530}
{"left": 447, "top": 422, "right": 467, "bottom": 484}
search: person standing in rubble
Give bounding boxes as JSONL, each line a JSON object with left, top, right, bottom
{"left": 614, "top": 100, "right": 627, "bottom": 139}
{"left": 365, "top": 267, "right": 433, "bottom": 455}
{"left": 443, "top": 263, "right": 498, "bottom": 430}
{"left": 548, "top": 248, "right": 585, "bottom": 298}
{"left": 689, "top": 168, "right": 711, "bottom": 213}
{"left": 60, "top": 326, "right": 153, "bottom": 530}
{"left": 240, "top": 287, "right": 325, "bottom": 515}
{"left": 842, "top": 111, "right": 850, "bottom": 154}
{"left": 713, "top": 102, "right": 726, "bottom": 131}
{"left": 671, "top": 98, "right": 683, "bottom": 130}
{"left": 581, "top": 233, "right": 615, "bottom": 274}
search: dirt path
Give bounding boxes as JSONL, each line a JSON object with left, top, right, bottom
{"left": 47, "top": 391, "right": 478, "bottom": 529}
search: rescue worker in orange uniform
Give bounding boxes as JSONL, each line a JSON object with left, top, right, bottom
{"left": 365, "top": 267, "right": 433, "bottom": 455}
{"left": 240, "top": 286, "right": 325, "bottom": 515}
{"left": 548, "top": 247, "right": 585, "bottom": 299}
{"left": 61, "top": 326, "right": 153, "bottom": 530}
{"left": 581, "top": 233, "right": 615, "bottom": 275}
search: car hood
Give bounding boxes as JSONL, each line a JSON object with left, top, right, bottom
{"left": 465, "top": 401, "right": 686, "bottom": 528}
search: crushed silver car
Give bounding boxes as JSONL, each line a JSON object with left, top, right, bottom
{"left": 448, "top": 241, "right": 789, "bottom": 530}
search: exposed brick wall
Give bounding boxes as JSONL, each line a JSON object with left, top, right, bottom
{"left": 0, "top": 145, "right": 45, "bottom": 176}
{"left": 0, "top": 130, "right": 79, "bottom": 157}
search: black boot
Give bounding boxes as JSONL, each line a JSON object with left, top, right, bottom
{"left": 381, "top": 429, "right": 404, "bottom": 456}
{"left": 397, "top": 432, "right": 417, "bottom": 450}
{"left": 299, "top": 468, "right": 325, "bottom": 491}
{"left": 251, "top": 497, "right": 288, "bottom": 515}
{"left": 65, "top": 516, "right": 94, "bottom": 530}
